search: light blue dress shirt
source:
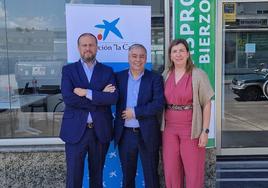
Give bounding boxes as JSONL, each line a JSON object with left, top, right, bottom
{"left": 124, "top": 71, "right": 144, "bottom": 128}
{"left": 81, "top": 59, "right": 96, "bottom": 124}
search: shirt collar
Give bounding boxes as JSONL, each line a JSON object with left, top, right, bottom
{"left": 80, "top": 58, "right": 97, "bottom": 69}
{"left": 128, "top": 70, "right": 144, "bottom": 81}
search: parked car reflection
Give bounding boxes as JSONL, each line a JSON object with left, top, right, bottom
{"left": 231, "top": 66, "right": 268, "bottom": 101}
{"left": 263, "top": 80, "right": 268, "bottom": 100}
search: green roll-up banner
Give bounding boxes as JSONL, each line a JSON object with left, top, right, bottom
{"left": 173, "top": 0, "right": 216, "bottom": 147}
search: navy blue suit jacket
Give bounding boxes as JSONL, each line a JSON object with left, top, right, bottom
{"left": 114, "top": 69, "right": 164, "bottom": 151}
{"left": 60, "top": 61, "right": 118, "bottom": 144}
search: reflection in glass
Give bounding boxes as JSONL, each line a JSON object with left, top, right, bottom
{"left": 0, "top": 0, "right": 14, "bottom": 138}
{"left": 0, "top": 0, "right": 164, "bottom": 139}
{"left": 0, "top": 0, "right": 66, "bottom": 138}
{"left": 222, "top": 2, "right": 268, "bottom": 148}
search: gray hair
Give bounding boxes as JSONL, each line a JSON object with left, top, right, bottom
{"left": 128, "top": 44, "right": 147, "bottom": 55}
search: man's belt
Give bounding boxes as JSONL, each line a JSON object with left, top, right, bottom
{"left": 124, "top": 127, "right": 140, "bottom": 133}
{"left": 86, "top": 123, "right": 94, "bottom": 128}
{"left": 166, "top": 104, "right": 193, "bottom": 111}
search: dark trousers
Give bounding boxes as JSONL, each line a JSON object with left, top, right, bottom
{"left": 118, "top": 128, "right": 160, "bottom": 188}
{"left": 65, "top": 128, "right": 109, "bottom": 188}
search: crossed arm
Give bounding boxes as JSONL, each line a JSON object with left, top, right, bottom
{"left": 74, "top": 84, "right": 116, "bottom": 96}
{"left": 73, "top": 84, "right": 117, "bottom": 105}
{"left": 61, "top": 66, "right": 118, "bottom": 110}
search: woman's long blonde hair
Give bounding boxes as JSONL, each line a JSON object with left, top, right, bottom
{"left": 167, "top": 39, "right": 195, "bottom": 73}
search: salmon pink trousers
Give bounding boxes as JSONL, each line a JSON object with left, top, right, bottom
{"left": 162, "top": 124, "right": 206, "bottom": 188}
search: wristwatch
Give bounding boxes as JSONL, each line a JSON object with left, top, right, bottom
{"left": 203, "top": 128, "right": 209, "bottom": 134}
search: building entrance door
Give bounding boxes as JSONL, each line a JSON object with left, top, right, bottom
{"left": 217, "top": 0, "right": 268, "bottom": 155}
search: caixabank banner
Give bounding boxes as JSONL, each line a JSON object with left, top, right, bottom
{"left": 65, "top": 4, "right": 151, "bottom": 187}
{"left": 66, "top": 4, "right": 151, "bottom": 71}
{"left": 173, "top": 0, "right": 216, "bottom": 147}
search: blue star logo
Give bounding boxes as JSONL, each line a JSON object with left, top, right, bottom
{"left": 95, "top": 18, "right": 123, "bottom": 41}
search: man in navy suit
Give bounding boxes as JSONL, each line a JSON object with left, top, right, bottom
{"left": 60, "top": 33, "right": 118, "bottom": 188}
{"left": 114, "top": 44, "right": 164, "bottom": 188}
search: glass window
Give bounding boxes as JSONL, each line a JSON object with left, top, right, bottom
{"left": 0, "top": 0, "right": 12, "bottom": 137}
{"left": 222, "top": 2, "right": 268, "bottom": 148}
{"left": 0, "top": 0, "right": 164, "bottom": 140}
{"left": 1, "top": 0, "right": 66, "bottom": 138}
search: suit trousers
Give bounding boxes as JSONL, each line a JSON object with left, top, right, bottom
{"left": 118, "top": 128, "right": 160, "bottom": 188}
{"left": 162, "top": 124, "right": 205, "bottom": 188}
{"left": 65, "top": 127, "right": 109, "bottom": 188}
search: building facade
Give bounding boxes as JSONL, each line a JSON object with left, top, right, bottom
{"left": 1, "top": 0, "right": 268, "bottom": 187}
